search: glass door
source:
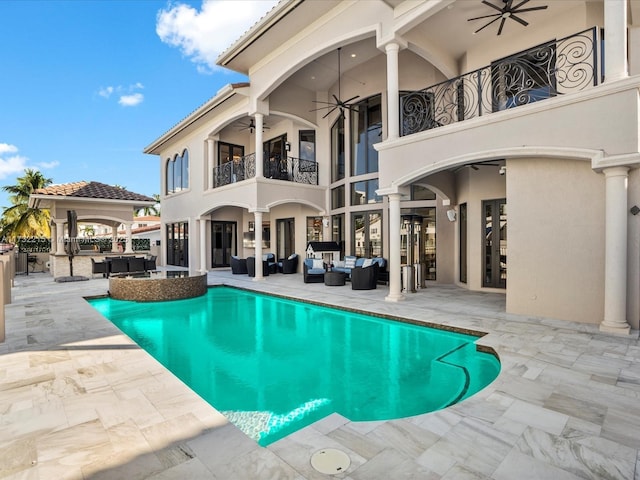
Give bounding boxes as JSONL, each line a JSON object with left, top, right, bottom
{"left": 276, "top": 218, "right": 295, "bottom": 260}
{"left": 483, "top": 199, "right": 507, "bottom": 288}
{"left": 211, "top": 221, "right": 236, "bottom": 268}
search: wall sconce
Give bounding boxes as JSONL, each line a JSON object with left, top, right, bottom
{"left": 322, "top": 218, "right": 329, "bottom": 228}
{"left": 446, "top": 209, "right": 457, "bottom": 222}
{"left": 498, "top": 166, "right": 507, "bottom": 176}
{"left": 285, "top": 142, "right": 291, "bottom": 151}
{"left": 631, "top": 205, "right": 640, "bottom": 215}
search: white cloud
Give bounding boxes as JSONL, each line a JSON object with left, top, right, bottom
{"left": 119, "top": 93, "right": 144, "bottom": 107}
{"left": 0, "top": 144, "right": 29, "bottom": 180}
{"left": 37, "top": 161, "right": 60, "bottom": 169}
{"left": 156, "top": 0, "right": 278, "bottom": 73}
{"left": 98, "top": 86, "right": 114, "bottom": 98}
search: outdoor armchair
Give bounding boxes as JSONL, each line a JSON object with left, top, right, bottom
{"left": 278, "top": 253, "right": 299, "bottom": 274}
{"left": 351, "top": 262, "right": 379, "bottom": 290}
{"left": 230, "top": 255, "right": 248, "bottom": 274}
{"left": 247, "top": 256, "right": 269, "bottom": 277}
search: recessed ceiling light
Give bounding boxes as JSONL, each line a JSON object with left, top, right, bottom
{"left": 311, "top": 76, "right": 316, "bottom": 80}
{"left": 351, "top": 53, "right": 356, "bottom": 58}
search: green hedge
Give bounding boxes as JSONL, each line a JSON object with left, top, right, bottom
{"left": 16, "top": 237, "right": 151, "bottom": 253}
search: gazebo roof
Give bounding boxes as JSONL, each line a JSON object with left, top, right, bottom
{"left": 29, "top": 181, "right": 155, "bottom": 209}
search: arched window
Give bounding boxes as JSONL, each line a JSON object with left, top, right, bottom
{"left": 165, "top": 149, "right": 190, "bottom": 194}
{"left": 166, "top": 157, "right": 174, "bottom": 194}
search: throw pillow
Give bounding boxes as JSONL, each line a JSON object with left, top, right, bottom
{"left": 344, "top": 256, "right": 357, "bottom": 269}
{"left": 334, "top": 260, "right": 345, "bottom": 268}
{"left": 288, "top": 253, "right": 297, "bottom": 260}
{"left": 262, "top": 254, "right": 269, "bottom": 261}
{"left": 362, "top": 258, "right": 373, "bottom": 268}
{"left": 312, "top": 259, "right": 324, "bottom": 269}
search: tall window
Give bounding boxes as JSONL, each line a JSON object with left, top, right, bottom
{"left": 165, "top": 149, "right": 189, "bottom": 194}
{"left": 459, "top": 203, "right": 467, "bottom": 283}
{"left": 331, "top": 186, "right": 345, "bottom": 209}
{"left": 299, "top": 130, "right": 315, "bottom": 161}
{"left": 331, "top": 116, "right": 345, "bottom": 182}
{"left": 351, "top": 95, "right": 381, "bottom": 176}
{"left": 307, "top": 216, "right": 323, "bottom": 242}
{"left": 351, "top": 179, "right": 381, "bottom": 205}
{"left": 166, "top": 222, "right": 188, "bottom": 267}
{"left": 352, "top": 211, "right": 382, "bottom": 258}
{"left": 332, "top": 214, "right": 345, "bottom": 258}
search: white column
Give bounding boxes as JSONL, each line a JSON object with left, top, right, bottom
{"left": 386, "top": 42, "right": 400, "bottom": 140}
{"left": 55, "top": 221, "right": 65, "bottom": 255}
{"left": 600, "top": 166, "right": 631, "bottom": 334}
{"left": 200, "top": 218, "right": 208, "bottom": 273}
{"left": 253, "top": 211, "right": 263, "bottom": 281}
{"left": 124, "top": 222, "right": 133, "bottom": 253}
{"left": 386, "top": 193, "right": 404, "bottom": 302}
{"left": 255, "top": 113, "right": 264, "bottom": 178}
{"left": 111, "top": 225, "right": 119, "bottom": 253}
{"left": 604, "top": 0, "right": 628, "bottom": 82}
{"left": 50, "top": 223, "right": 57, "bottom": 253}
{"left": 207, "top": 138, "right": 215, "bottom": 190}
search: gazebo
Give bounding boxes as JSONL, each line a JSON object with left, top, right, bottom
{"left": 28, "top": 181, "right": 156, "bottom": 278}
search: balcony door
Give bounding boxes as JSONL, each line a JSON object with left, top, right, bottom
{"left": 211, "top": 221, "right": 236, "bottom": 268}
{"left": 264, "top": 134, "right": 287, "bottom": 179}
{"left": 483, "top": 199, "right": 506, "bottom": 289}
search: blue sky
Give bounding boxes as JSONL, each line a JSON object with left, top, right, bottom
{"left": 0, "top": 0, "right": 277, "bottom": 208}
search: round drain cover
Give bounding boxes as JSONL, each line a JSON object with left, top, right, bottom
{"left": 310, "top": 448, "right": 351, "bottom": 475}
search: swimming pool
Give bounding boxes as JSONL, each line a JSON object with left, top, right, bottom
{"left": 89, "top": 286, "right": 500, "bottom": 446}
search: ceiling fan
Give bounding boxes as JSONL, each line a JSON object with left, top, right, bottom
{"left": 467, "top": 0, "right": 548, "bottom": 36}
{"left": 310, "top": 47, "right": 359, "bottom": 119}
{"left": 237, "top": 119, "right": 270, "bottom": 133}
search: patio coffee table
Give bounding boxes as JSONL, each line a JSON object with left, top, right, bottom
{"left": 324, "top": 271, "right": 346, "bottom": 286}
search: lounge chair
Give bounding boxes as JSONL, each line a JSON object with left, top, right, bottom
{"left": 247, "top": 256, "right": 269, "bottom": 277}
{"left": 91, "top": 258, "right": 106, "bottom": 278}
{"left": 351, "top": 262, "right": 379, "bottom": 290}
{"left": 128, "top": 257, "right": 146, "bottom": 273}
{"left": 230, "top": 256, "right": 248, "bottom": 274}
{"left": 278, "top": 253, "right": 299, "bottom": 274}
{"left": 145, "top": 255, "right": 157, "bottom": 271}
{"left": 303, "top": 257, "right": 325, "bottom": 283}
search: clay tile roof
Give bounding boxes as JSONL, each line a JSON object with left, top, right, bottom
{"left": 33, "top": 181, "right": 155, "bottom": 203}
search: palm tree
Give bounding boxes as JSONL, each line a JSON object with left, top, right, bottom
{"left": 136, "top": 193, "right": 160, "bottom": 217}
{"left": 0, "top": 169, "right": 53, "bottom": 241}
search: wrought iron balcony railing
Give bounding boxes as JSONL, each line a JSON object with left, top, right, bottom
{"left": 213, "top": 153, "right": 318, "bottom": 188}
{"left": 401, "top": 27, "right": 599, "bottom": 136}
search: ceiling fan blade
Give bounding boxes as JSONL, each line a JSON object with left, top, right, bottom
{"left": 512, "top": 5, "right": 548, "bottom": 13}
{"left": 322, "top": 106, "right": 338, "bottom": 119}
{"left": 342, "top": 95, "right": 360, "bottom": 104}
{"left": 468, "top": 12, "right": 502, "bottom": 21}
{"left": 311, "top": 100, "right": 336, "bottom": 106}
{"left": 481, "top": 0, "right": 503, "bottom": 13}
{"left": 497, "top": 17, "right": 506, "bottom": 35}
{"left": 505, "top": 0, "right": 514, "bottom": 9}
{"left": 509, "top": 13, "right": 529, "bottom": 27}
{"left": 474, "top": 16, "right": 501, "bottom": 34}
{"left": 510, "top": 0, "right": 531, "bottom": 10}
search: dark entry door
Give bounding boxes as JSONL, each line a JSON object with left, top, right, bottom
{"left": 276, "top": 218, "right": 295, "bottom": 260}
{"left": 483, "top": 199, "right": 507, "bottom": 288}
{"left": 211, "top": 221, "right": 236, "bottom": 268}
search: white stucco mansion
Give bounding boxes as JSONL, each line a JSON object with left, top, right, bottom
{"left": 145, "top": 0, "right": 640, "bottom": 335}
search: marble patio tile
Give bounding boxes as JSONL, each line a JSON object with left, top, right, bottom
{"left": 0, "top": 401, "right": 68, "bottom": 439}
{"left": 514, "top": 426, "right": 635, "bottom": 480}
{"left": 0, "top": 436, "right": 37, "bottom": 479}
{"left": 81, "top": 449, "right": 165, "bottom": 480}
{"left": 601, "top": 407, "right": 640, "bottom": 449}
{"left": 62, "top": 391, "right": 120, "bottom": 428}
{"left": 502, "top": 399, "right": 568, "bottom": 435}
{"left": 441, "top": 464, "right": 493, "bottom": 480}
{"left": 211, "top": 447, "right": 304, "bottom": 480}
{"left": 36, "top": 418, "right": 112, "bottom": 466}
{"left": 109, "top": 389, "right": 165, "bottom": 430}
{"left": 334, "top": 419, "right": 385, "bottom": 436}
{"left": 325, "top": 423, "right": 387, "bottom": 460}
{"left": 493, "top": 449, "right": 583, "bottom": 480}
{"left": 28, "top": 351, "right": 70, "bottom": 368}
{"left": 542, "top": 392, "right": 607, "bottom": 426}
{"left": 535, "top": 362, "right": 593, "bottom": 387}
{"left": 186, "top": 421, "right": 259, "bottom": 470}
{"left": 154, "top": 443, "right": 197, "bottom": 470}
{"left": 310, "top": 412, "right": 350, "bottom": 435}
{"left": 105, "top": 419, "right": 152, "bottom": 457}
{"left": 349, "top": 448, "right": 436, "bottom": 480}
{"left": 490, "top": 374, "right": 555, "bottom": 406}
{"left": 562, "top": 416, "right": 602, "bottom": 438}
{"left": 267, "top": 426, "right": 367, "bottom": 480}
{"left": 417, "top": 417, "right": 517, "bottom": 477}
{"left": 408, "top": 408, "right": 464, "bottom": 437}
{"left": 141, "top": 412, "right": 209, "bottom": 452}
{"left": 415, "top": 443, "right": 457, "bottom": 475}
{"left": 145, "top": 457, "right": 216, "bottom": 480}
{"left": 32, "top": 463, "right": 84, "bottom": 480}
{"left": 365, "top": 419, "right": 440, "bottom": 458}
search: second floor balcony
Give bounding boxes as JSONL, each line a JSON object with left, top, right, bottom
{"left": 213, "top": 154, "right": 318, "bottom": 189}
{"left": 401, "top": 27, "right": 600, "bottom": 136}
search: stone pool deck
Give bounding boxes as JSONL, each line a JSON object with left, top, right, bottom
{"left": 0, "top": 269, "right": 638, "bottom": 479}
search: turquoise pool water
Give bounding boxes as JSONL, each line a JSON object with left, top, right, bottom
{"left": 89, "top": 286, "right": 500, "bottom": 446}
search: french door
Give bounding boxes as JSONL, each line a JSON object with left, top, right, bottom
{"left": 211, "top": 221, "right": 236, "bottom": 268}
{"left": 276, "top": 218, "right": 295, "bottom": 260}
{"left": 483, "top": 199, "right": 507, "bottom": 288}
